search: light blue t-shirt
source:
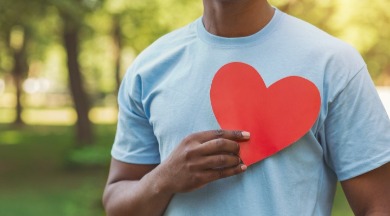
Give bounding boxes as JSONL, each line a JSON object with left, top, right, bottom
{"left": 112, "top": 8, "right": 390, "bottom": 216}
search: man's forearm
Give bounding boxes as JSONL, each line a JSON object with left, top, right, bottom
{"left": 103, "top": 168, "right": 174, "bottom": 216}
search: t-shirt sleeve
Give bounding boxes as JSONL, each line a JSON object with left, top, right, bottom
{"left": 111, "top": 67, "right": 161, "bottom": 164}
{"left": 324, "top": 66, "right": 390, "bottom": 181}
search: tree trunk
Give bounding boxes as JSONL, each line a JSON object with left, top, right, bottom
{"left": 112, "top": 16, "right": 122, "bottom": 95}
{"left": 62, "top": 19, "right": 93, "bottom": 145}
{"left": 13, "top": 71, "right": 23, "bottom": 125}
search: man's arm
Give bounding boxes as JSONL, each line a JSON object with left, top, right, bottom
{"left": 341, "top": 162, "right": 390, "bottom": 216}
{"left": 102, "top": 160, "right": 171, "bottom": 216}
{"left": 102, "top": 130, "right": 249, "bottom": 216}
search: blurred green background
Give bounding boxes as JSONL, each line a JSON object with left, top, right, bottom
{"left": 0, "top": 0, "right": 389, "bottom": 215}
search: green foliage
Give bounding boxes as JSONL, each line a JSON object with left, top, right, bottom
{"left": 102, "top": 0, "right": 202, "bottom": 55}
{"left": 0, "top": 0, "right": 45, "bottom": 76}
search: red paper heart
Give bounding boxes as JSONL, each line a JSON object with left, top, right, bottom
{"left": 210, "top": 62, "right": 321, "bottom": 166}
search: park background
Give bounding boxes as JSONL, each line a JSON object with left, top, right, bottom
{"left": 0, "top": 0, "right": 389, "bottom": 215}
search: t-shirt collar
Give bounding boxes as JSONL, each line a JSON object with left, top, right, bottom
{"left": 196, "top": 7, "right": 283, "bottom": 47}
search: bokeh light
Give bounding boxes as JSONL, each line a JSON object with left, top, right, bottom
{"left": 22, "top": 78, "right": 51, "bottom": 94}
{"left": 0, "top": 79, "right": 5, "bottom": 94}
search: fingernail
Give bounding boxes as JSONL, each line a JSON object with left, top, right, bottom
{"left": 241, "top": 131, "right": 250, "bottom": 139}
{"left": 241, "top": 164, "right": 247, "bottom": 171}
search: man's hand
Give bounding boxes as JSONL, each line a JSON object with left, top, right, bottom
{"left": 103, "top": 129, "right": 249, "bottom": 216}
{"left": 155, "top": 129, "right": 250, "bottom": 193}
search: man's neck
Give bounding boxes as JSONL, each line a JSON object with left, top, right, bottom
{"left": 202, "top": 0, "right": 274, "bottom": 37}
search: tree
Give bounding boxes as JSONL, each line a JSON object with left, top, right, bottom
{"left": 0, "top": 0, "right": 45, "bottom": 126}
{"left": 9, "top": 26, "right": 29, "bottom": 125}
{"left": 47, "top": 0, "right": 105, "bottom": 144}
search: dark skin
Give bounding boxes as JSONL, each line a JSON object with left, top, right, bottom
{"left": 103, "top": 130, "right": 249, "bottom": 216}
{"left": 103, "top": 1, "right": 390, "bottom": 215}
{"left": 341, "top": 162, "right": 390, "bottom": 216}
{"left": 202, "top": 0, "right": 275, "bottom": 37}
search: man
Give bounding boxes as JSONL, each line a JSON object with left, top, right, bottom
{"left": 103, "top": 0, "right": 390, "bottom": 215}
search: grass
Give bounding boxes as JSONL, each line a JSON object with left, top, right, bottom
{"left": 0, "top": 124, "right": 114, "bottom": 216}
{"left": 0, "top": 169, "right": 106, "bottom": 216}
{"left": 0, "top": 123, "right": 353, "bottom": 216}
